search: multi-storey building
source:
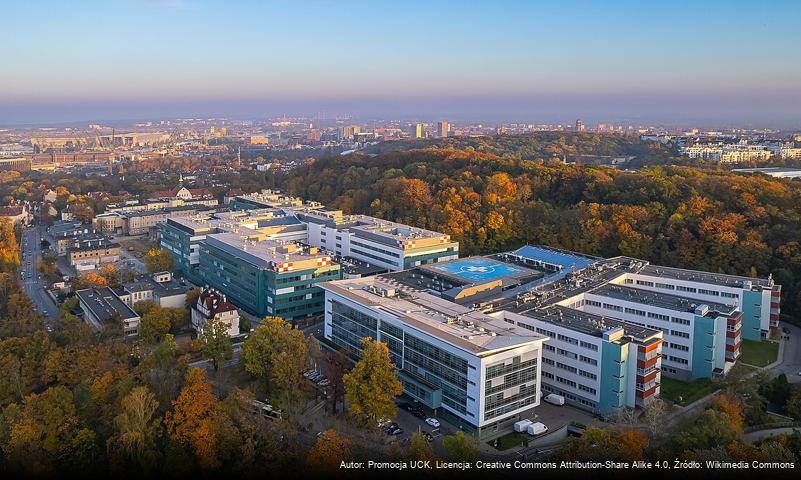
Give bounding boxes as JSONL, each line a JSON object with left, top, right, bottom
{"left": 321, "top": 244, "right": 780, "bottom": 415}
{"left": 290, "top": 208, "right": 458, "bottom": 271}
{"left": 499, "top": 307, "right": 662, "bottom": 414}
{"left": 159, "top": 209, "right": 308, "bottom": 283}
{"left": 230, "top": 191, "right": 459, "bottom": 271}
{"left": 321, "top": 275, "right": 547, "bottom": 433}
{"left": 93, "top": 205, "right": 213, "bottom": 236}
{"left": 199, "top": 232, "right": 340, "bottom": 320}
{"left": 67, "top": 239, "right": 121, "bottom": 271}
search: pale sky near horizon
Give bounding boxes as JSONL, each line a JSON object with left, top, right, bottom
{"left": 2, "top": 0, "right": 800, "bottom": 126}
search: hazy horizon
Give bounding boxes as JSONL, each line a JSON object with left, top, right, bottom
{"left": 2, "top": 0, "right": 800, "bottom": 127}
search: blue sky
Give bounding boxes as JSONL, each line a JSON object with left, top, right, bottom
{"left": 2, "top": 0, "right": 800, "bottom": 125}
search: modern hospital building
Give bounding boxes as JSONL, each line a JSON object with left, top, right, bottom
{"left": 321, "top": 244, "right": 780, "bottom": 426}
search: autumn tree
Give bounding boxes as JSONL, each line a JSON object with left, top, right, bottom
{"left": 406, "top": 432, "right": 438, "bottom": 461}
{"left": 70, "top": 203, "right": 95, "bottom": 223}
{"left": 2, "top": 386, "right": 96, "bottom": 474}
{"left": 307, "top": 429, "right": 351, "bottom": 473}
{"left": 554, "top": 427, "right": 648, "bottom": 461}
{"left": 343, "top": 338, "right": 402, "bottom": 425}
{"left": 200, "top": 316, "right": 233, "bottom": 372}
{"left": 165, "top": 368, "right": 220, "bottom": 470}
{"left": 0, "top": 217, "right": 19, "bottom": 269}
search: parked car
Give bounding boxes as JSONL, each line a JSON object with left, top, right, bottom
{"left": 425, "top": 418, "right": 440, "bottom": 428}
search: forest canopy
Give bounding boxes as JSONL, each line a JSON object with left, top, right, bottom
{"left": 278, "top": 146, "right": 801, "bottom": 317}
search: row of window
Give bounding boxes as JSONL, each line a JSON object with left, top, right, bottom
{"left": 629, "top": 277, "right": 738, "bottom": 300}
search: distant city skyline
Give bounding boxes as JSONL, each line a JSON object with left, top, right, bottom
{"left": 2, "top": 0, "right": 800, "bottom": 126}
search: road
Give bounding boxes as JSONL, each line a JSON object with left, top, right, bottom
{"left": 773, "top": 322, "right": 801, "bottom": 383}
{"left": 744, "top": 426, "right": 801, "bottom": 444}
{"left": 20, "top": 226, "right": 60, "bottom": 323}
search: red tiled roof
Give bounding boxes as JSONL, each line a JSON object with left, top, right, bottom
{"left": 197, "top": 289, "right": 237, "bottom": 316}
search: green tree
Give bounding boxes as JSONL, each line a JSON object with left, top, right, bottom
{"left": 675, "top": 409, "right": 742, "bottom": 452}
{"left": 786, "top": 386, "right": 801, "bottom": 420}
{"left": 242, "top": 317, "right": 308, "bottom": 403}
{"left": 137, "top": 334, "right": 186, "bottom": 412}
{"left": 109, "top": 386, "right": 162, "bottom": 471}
{"left": 139, "top": 306, "right": 172, "bottom": 345}
{"left": 144, "top": 249, "right": 173, "bottom": 274}
{"left": 200, "top": 317, "right": 233, "bottom": 372}
{"left": 406, "top": 432, "right": 438, "bottom": 461}
{"left": 443, "top": 431, "right": 478, "bottom": 462}
{"left": 343, "top": 338, "right": 402, "bottom": 425}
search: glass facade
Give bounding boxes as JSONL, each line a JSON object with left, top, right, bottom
{"left": 483, "top": 355, "right": 539, "bottom": 421}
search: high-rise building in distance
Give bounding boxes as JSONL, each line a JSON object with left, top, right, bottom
{"left": 437, "top": 121, "right": 450, "bottom": 138}
{"left": 576, "top": 119, "right": 585, "bottom": 132}
{"left": 412, "top": 123, "right": 423, "bottom": 138}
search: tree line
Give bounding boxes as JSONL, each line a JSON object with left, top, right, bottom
{"left": 277, "top": 147, "right": 801, "bottom": 317}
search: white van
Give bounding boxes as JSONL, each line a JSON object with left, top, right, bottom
{"left": 513, "top": 419, "right": 533, "bottom": 433}
{"left": 544, "top": 393, "right": 565, "bottom": 406}
{"left": 527, "top": 422, "right": 548, "bottom": 436}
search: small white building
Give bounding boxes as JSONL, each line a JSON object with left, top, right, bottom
{"left": 191, "top": 288, "right": 240, "bottom": 337}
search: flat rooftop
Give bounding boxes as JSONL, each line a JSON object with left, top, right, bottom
{"left": 424, "top": 257, "right": 534, "bottom": 283}
{"left": 507, "top": 245, "right": 599, "bottom": 272}
{"left": 639, "top": 264, "right": 774, "bottom": 289}
{"left": 322, "top": 276, "right": 546, "bottom": 355}
{"left": 591, "top": 283, "right": 736, "bottom": 316}
{"left": 522, "top": 305, "right": 661, "bottom": 342}
{"left": 204, "top": 232, "right": 330, "bottom": 269}
{"left": 76, "top": 287, "right": 139, "bottom": 322}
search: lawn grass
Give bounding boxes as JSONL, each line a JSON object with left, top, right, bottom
{"left": 726, "top": 362, "right": 757, "bottom": 382}
{"left": 660, "top": 377, "right": 717, "bottom": 406}
{"left": 740, "top": 339, "right": 779, "bottom": 367}
{"left": 488, "top": 431, "right": 529, "bottom": 450}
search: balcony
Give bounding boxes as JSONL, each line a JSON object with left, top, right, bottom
{"left": 637, "top": 366, "right": 659, "bottom": 376}
{"left": 636, "top": 381, "right": 660, "bottom": 392}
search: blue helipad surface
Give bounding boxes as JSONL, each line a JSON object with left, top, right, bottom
{"left": 433, "top": 258, "right": 523, "bottom": 282}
